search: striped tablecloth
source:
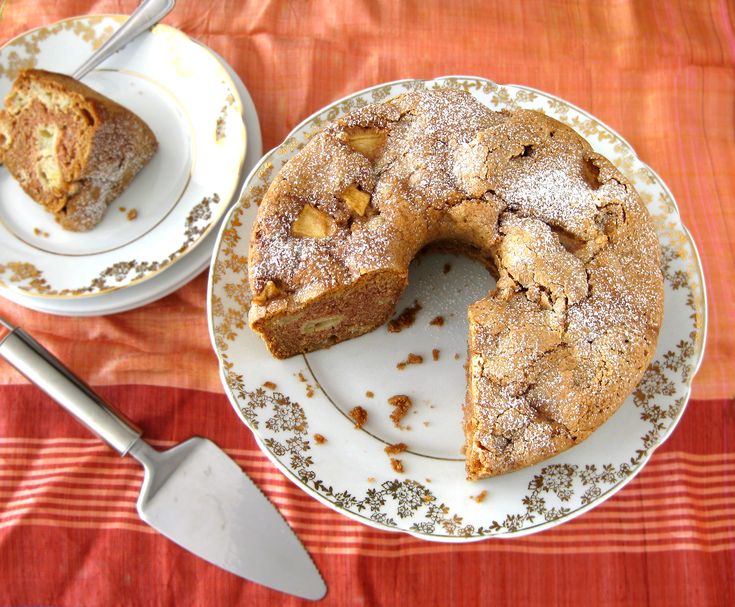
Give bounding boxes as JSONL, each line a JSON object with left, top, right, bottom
{"left": 0, "top": 1, "right": 732, "bottom": 605}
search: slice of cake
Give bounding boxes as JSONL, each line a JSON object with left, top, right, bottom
{"left": 0, "top": 69, "right": 157, "bottom": 231}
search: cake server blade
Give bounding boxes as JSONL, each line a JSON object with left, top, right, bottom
{"left": 0, "top": 319, "right": 326, "bottom": 601}
{"left": 129, "top": 437, "right": 326, "bottom": 600}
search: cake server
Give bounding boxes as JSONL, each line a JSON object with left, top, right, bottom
{"left": 0, "top": 318, "right": 326, "bottom": 601}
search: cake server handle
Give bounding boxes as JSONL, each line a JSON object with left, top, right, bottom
{"left": 73, "top": 0, "right": 176, "bottom": 80}
{"left": 0, "top": 317, "right": 141, "bottom": 456}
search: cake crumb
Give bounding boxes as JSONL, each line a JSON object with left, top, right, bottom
{"left": 425, "top": 478, "right": 432, "bottom": 483}
{"left": 387, "top": 300, "right": 422, "bottom": 333}
{"left": 390, "top": 458, "right": 404, "bottom": 473}
{"left": 127, "top": 208, "right": 138, "bottom": 221}
{"left": 388, "top": 394, "right": 412, "bottom": 427}
{"left": 262, "top": 381, "right": 277, "bottom": 390}
{"left": 33, "top": 227, "right": 42, "bottom": 236}
{"left": 471, "top": 490, "right": 488, "bottom": 503}
{"left": 384, "top": 442, "right": 408, "bottom": 455}
{"left": 366, "top": 390, "right": 374, "bottom": 398}
{"left": 43, "top": 231, "right": 49, "bottom": 238}
{"left": 423, "top": 421, "right": 431, "bottom": 427}
{"left": 314, "top": 433, "right": 327, "bottom": 444}
{"left": 119, "top": 206, "right": 126, "bottom": 212}
{"left": 432, "top": 348, "right": 440, "bottom": 361}
{"left": 367, "top": 477, "right": 376, "bottom": 484}
{"left": 396, "top": 353, "right": 423, "bottom": 369}
{"left": 443, "top": 263, "right": 452, "bottom": 274}
{"left": 349, "top": 406, "right": 368, "bottom": 429}
{"left": 454, "top": 353, "right": 461, "bottom": 360}
{"left": 429, "top": 315, "right": 445, "bottom": 327}
{"left": 296, "top": 372, "right": 315, "bottom": 397}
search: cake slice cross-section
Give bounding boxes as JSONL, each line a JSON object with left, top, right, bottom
{"left": 0, "top": 69, "right": 157, "bottom": 231}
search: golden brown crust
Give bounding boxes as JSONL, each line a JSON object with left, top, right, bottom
{"left": 247, "top": 88, "right": 664, "bottom": 479}
{"left": 0, "top": 69, "right": 157, "bottom": 231}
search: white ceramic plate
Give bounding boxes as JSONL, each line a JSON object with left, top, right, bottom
{"left": 0, "top": 43, "right": 263, "bottom": 316}
{"left": 208, "top": 76, "right": 707, "bottom": 541}
{"left": 0, "top": 16, "right": 246, "bottom": 299}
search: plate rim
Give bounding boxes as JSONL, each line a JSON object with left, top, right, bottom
{"left": 0, "top": 14, "right": 248, "bottom": 300}
{"left": 207, "top": 75, "right": 708, "bottom": 541}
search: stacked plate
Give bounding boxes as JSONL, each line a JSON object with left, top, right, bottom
{"left": 0, "top": 16, "right": 262, "bottom": 316}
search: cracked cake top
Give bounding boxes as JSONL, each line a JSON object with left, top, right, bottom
{"left": 248, "top": 88, "right": 663, "bottom": 478}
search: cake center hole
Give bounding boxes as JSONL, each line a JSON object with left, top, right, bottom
{"left": 304, "top": 252, "right": 494, "bottom": 460}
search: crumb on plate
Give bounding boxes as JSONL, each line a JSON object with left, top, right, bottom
{"left": 388, "top": 394, "right": 412, "bottom": 427}
{"left": 396, "top": 353, "right": 424, "bottom": 369}
{"left": 384, "top": 442, "right": 408, "bottom": 455}
{"left": 471, "top": 490, "right": 488, "bottom": 503}
{"left": 387, "top": 300, "right": 422, "bottom": 333}
{"left": 390, "top": 458, "right": 404, "bottom": 473}
{"left": 349, "top": 405, "right": 368, "bottom": 429}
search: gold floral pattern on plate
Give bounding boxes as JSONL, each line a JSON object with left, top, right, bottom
{"left": 0, "top": 194, "right": 220, "bottom": 296}
{"left": 207, "top": 77, "right": 706, "bottom": 541}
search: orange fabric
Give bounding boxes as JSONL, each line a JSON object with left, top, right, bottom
{"left": 0, "top": 1, "right": 733, "bottom": 605}
{"left": 0, "top": 386, "right": 733, "bottom": 605}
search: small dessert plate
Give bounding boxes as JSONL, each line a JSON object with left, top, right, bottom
{"left": 0, "top": 16, "right": 247, "bottom": 299}
{"left": 0, "top": 46, "right": 262, "bottom": 316}
{"left": 208, "top": 76, "right": 706, "bottom": 541}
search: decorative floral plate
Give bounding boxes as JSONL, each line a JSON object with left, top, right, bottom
{"left": 0, "top": 16, "right": 246, "bottom": 299}
{"left": 0, "top": 47, "right": 262, "bottom": 317}
{"left": 207, "top": 76, "right": 707, "bottom": 541}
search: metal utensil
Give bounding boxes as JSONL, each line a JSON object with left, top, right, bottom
{"left": 73, "top": 0, "right": 176, "bottom": 80}
{"left": 0, "top": 318, "right": 327, "bottom": 601}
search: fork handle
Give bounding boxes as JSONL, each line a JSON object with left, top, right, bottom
{"left": 0, "top": 325, "right": 142, "bottom": 456}
{"left": 73, "top": 0, "right": 176, "bottom": 80}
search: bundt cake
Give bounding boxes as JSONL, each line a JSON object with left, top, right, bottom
{"left": 0, "top": 69, "right": 157, "bottom": 231}
{"left": 247, "top": 88, "right": 664, "bottom": 479}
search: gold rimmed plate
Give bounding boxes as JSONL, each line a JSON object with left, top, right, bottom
{"left": 208, "top": 76, "right": 706, "bottom": 541}
{"left": 0, "top": 16, "right": 247, "bottom": 299}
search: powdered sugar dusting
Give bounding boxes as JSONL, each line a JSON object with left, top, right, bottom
{"left": 249, "top": 88, "right": 664, "bottom": 479}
